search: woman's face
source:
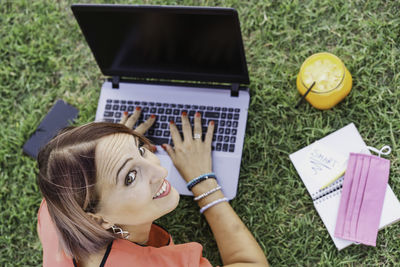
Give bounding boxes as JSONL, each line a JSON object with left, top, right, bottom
{"left": 94, "top": 133, "right": 179, "bottom": 226}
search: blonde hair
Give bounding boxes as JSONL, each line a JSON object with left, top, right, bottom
{"left": 37, "top": 122, "right": 150, "bottom": 260}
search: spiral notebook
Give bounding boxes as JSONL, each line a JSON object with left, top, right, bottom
{"left": 289, "top": 123, "right": 400, "bottom": 250}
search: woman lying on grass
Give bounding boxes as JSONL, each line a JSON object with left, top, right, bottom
{"left": 37, "top": 109, "right": 268, "bottom": 267}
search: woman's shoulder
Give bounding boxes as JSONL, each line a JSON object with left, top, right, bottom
{"left": 108, "top": 238, "right": 212, "bottom": 267}
{"left": 108, "top": 224, "right": 212, "bottom": 266}
{"left": 38, "top": 199, "right": 74, "bottom": 267}
{"left": 38, "top": 199, "right": 212, "bottom": 267}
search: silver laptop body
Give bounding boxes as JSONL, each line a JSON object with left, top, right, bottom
{"left": 72, "top": 4, "right": 250, "bottom": 200}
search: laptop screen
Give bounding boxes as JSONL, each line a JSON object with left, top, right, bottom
{"left": 71, "top": 5, "right": 249, "bottom": 84}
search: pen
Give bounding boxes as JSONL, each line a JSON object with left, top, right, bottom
{"left": 320, "top": 169, "right": 346, "bottom": 190}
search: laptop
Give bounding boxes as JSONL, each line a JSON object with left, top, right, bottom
{"left": 71, "top": 4, "right": 250, "bottom": 200}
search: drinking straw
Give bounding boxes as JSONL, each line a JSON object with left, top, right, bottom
{"left": 295, "top": 81, "right": 316, "bottom": 108}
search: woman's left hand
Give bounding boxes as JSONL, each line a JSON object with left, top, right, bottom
{"left": 119, "top": 109, "right": 156, "bottom": 135}
{"left": 119, "top": 109, "right": 157, "bottom": 152}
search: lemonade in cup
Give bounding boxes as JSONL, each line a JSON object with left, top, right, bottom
{"left": 296, "top": 52, "right": 352, "bottom": 110}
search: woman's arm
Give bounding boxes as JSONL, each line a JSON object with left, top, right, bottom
{"left": 192, "top": 180, "right": 268, "bottom": 267}
{"left": 163, "top": 112, "right": 268, "bottom": 267}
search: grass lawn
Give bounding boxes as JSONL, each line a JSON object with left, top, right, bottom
{"left": 1, "top": 0, "right": 399, "bottom": 266}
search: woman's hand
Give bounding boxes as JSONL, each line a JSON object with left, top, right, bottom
{"left": 162, "top": 113, "right": 269, "bottom": 266}
{"left": 119, "top": 108, "right": 156, "bottom": 134}
{"left": 119, "top": 109, "right": 157, "bottom": 152}
{"left": 162, "top": 112, "right": 215, "bottom": 182}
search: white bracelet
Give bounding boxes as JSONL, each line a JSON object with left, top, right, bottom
{"left": 200, "top": 197, "right": 228, "bottom": 214}
{"left": 194, "top": 185, "right": 222, "bottom": 201}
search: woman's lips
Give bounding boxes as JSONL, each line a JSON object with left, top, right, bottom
{"left": 153, "top": 180, "right": 171, "bottom": 199}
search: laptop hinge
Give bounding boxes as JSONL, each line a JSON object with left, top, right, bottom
{"left": 230, "top": 83, "right": 239, "bottom": 97}
{"left": 112, "top": 76, "right": 120, "bottom": 89}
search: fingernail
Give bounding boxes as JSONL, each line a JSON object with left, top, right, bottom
{"left": 151, "top": 114, "right": 156, "bottom": 118}
{"left": 152, "top": 145, "right": 157, "bottom": 152}
{"left": 124, "top": 111, "right": 128, "bottom": 116}
{"left": 210, "top": 120, "right": 214, "bottom": 125}
{"left": 195, "top": 112, "right": 200, "bottom": 117}
{"left": 182, "top": 111, "right": 187, "bottom": 116}
{"left": 169, "top": 120, "right": 174, "bottom": 124}
{"left": 136, "top": 106, "right": 141, "bottom": 111}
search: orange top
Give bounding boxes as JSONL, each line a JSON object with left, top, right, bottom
{"left": 37, "top": 199, "right": 212, "bottom": 267}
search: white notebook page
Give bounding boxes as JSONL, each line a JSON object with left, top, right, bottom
{"left": 289, "top": 123, "right": 400, "bottom": 250}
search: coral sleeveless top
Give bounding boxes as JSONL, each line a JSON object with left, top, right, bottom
{"left": 37, "top": 199, "right": 212, "bottom": 267}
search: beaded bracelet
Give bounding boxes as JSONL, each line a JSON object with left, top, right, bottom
{"left": 194, "top": 185, "right": 222, "bottom": 201}
{"left": 187, "top": 172, "right": 216, "bottom": 191}
{"left": 200, "top": 197, "right": 228, "bottom": 214}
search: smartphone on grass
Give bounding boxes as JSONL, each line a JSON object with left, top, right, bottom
{"left": 23, "top": 100, "right": 79, "bottom": 159}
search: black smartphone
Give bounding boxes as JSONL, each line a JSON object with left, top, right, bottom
{"left": 23, "top": 100, "right": 79, "bottom": 159}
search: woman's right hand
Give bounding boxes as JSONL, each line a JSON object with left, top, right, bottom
{"left": 162, "top": 113, "right": 269, "bottom": 266}
{"left": 161, "top": 112, "right": 215, "bottom": 182}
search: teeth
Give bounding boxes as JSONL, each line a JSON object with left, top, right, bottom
{"left": 154, "top": 181, "right": 167, "bottom": 198}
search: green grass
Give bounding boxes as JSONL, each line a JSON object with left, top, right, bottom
{"left": 1, "top": 0, "right": 399, "bottom": 266}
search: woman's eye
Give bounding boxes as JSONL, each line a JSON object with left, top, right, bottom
{"left": 125, "top": 170, "right": 137, "bottom": 186}
{"left": 139, "top": 146, "right": 145, "bottom": 156}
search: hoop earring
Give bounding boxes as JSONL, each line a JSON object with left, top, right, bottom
{"left": 111, "top": 225, "right": 130, "bottom": 239}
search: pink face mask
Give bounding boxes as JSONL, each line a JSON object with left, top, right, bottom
{"left": 334, "top": 147, "right": 391, "bottom": 246}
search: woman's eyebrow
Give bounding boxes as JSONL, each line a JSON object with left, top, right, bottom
{"left": 116, "top": 158, "right": 133, "bottom": 184}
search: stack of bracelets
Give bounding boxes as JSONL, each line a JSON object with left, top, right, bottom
{"left": 186, "top": 172, "right": 228, "bottom": 214}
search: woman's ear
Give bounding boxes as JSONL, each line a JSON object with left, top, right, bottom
{"left": 86, "top": 212, "right": 114, "bottom": 230}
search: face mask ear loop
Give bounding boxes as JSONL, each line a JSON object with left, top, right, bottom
{"left": 366, "top": 145, "right": 391, "bottom": 157}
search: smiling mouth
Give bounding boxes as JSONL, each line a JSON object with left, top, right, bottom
{"left": 153, "top": 180, "right": 171, "bottom": 199}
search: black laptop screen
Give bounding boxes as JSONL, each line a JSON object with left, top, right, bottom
{"left": 71, "top": 5, "right": 249, "bottom": 84}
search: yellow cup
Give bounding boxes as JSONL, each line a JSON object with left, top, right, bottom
{"left": 296, "top": 52, "right": 352, "bottom": 110}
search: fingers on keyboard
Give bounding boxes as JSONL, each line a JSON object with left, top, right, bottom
{"left": 103, "top": 100, "right": 239, "bottom": 152}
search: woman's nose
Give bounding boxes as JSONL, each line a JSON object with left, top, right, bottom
{"left": 143, "top": 160, "right": 168, "bottom": 184}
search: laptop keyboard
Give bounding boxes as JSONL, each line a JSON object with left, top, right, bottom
{"left": 103, "top": 99, "right": 240, "bottom": 152}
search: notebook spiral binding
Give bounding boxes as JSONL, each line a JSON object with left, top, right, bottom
{"left": 312, "top": 176, "right": 344, "bottom": 204}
